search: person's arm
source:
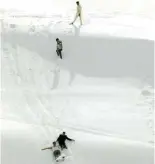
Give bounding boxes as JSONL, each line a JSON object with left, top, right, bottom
{"left": 41, "top": 146, "right": 53, "bottom": 151}
{"left": 66, "top": 136, "right": 74, "bottom": 141}
{"left": 59, "top": 41, "right": 63, "bottom": 50}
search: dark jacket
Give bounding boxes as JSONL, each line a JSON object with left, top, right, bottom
{"left": 57, "top": 134, "right": 73, "bottom": 144}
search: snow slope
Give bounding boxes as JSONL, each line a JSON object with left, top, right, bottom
{"left": 1, "top": 120, "right": 154, "bottom": 164}
{"left": 1, "top": 17, "right": 154, "bottom": 164}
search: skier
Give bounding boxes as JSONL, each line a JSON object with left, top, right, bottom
{"left": 70, "top": 1, "right": 82, "bottom": 25}
{"left": 42, "top": 141, "right": 64, "bottom": 161}
{"left": 56, "top": 38, "right": 63, "bottom": 59}
{"left": 57, "top": 132, "right": 75, "bottom": 150}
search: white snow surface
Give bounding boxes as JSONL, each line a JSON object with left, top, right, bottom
{"left": 0, "top": 12, "right": 154, "bottom": 164}
{"left": 0, "top": 0, "right": 155, "bottom": 19}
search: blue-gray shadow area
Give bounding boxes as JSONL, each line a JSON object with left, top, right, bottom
{"left": 2, "top": 29, "right": 154, "bottom": 86}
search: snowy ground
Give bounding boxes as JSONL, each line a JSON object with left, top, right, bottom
{"left": 0, "top": 8, "right": 154, "bottom": 164}
{"left": 0, "top": 0, "right": 155, "bottom": 19}
{"left": 1, "top": 120, "right": 154, "bottom": 164}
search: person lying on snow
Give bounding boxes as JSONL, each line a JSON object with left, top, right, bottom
{"left": 42, "top": 141, "right": 63, "bottom": 161}
{"left": 57, "top": 132, "right": 75, "bottom": 150}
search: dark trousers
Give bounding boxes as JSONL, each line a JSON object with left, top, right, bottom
{"left": 56, "top": 49, "right": 62, "bottom": 59}
{"left": 58, "top": 142, "right": 67, "bottom": 150}
{"left": 53, "top": 150, "right": 61, "bottom": 159}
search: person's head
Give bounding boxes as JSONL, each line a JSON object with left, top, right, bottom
{"left": 62, "top": 132, "right": 66, "bottom": 135}
{"left": 56, "top": 38, "right": 59, "bottom": 42}
{"left": 53, "top": 142, "right": 56, "bottom": 146}
{"left": 76, "top": 1, "right": 79, "bottom": 5}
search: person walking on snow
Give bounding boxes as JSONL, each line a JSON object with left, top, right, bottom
{"left": 57, "top": 132, "right": 75, "bottom": 150}
{"left": 56, "top": 38, "right": 63, "bottom": 59}
{"left": 42, "top": 142, "right": 64, "bottom": 161}
{"left": 70, "top": 1, "right": 82, "bottom": 25}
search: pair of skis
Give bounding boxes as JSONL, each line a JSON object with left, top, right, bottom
{"left": 55, "top": 146, "right": 73, "bottom": 163}
{"left": 55, "top": 154, "right": 72, "bottom": 163}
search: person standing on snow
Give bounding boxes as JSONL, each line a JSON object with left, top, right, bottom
{"left": 56, "top": 38, "right": 63, "bottom": 59}
{"left": 70, "top": 1, "right": 82, "bottom": 25}
{"left": 57, "top": 132, "right": 75, "bottom": 150}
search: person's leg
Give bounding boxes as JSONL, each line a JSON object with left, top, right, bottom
{"left": 56, "top": 49, "right": 59, "bottom": 56}
{"left": 59, "top": 142, "right": 63, "bottom": 150}
{"left": 63, "top": 143, "right": 67, "bottom": 149}
{"left": 71, "top": 13, "right": 78, "bottom": 24}
{"left": 79, "top": 14, "right": 82, "bottom": 25}
{"left": 59, "top": 50, "right": 62, "bottom": 59}
{"left": 60, "top": 143, "right": 65, "bottom": 150}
